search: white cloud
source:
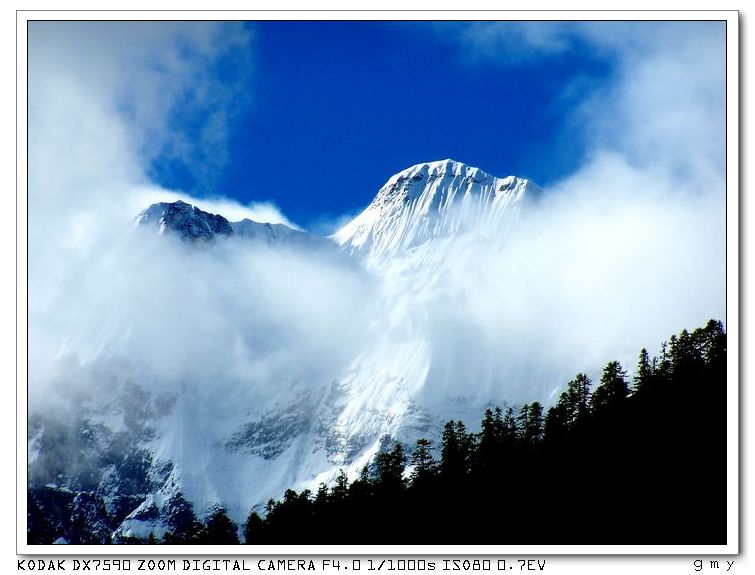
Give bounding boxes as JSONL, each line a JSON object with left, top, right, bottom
{"left": 432, "top": 21, "right": 727, "bottom": 387}
{"left": 25, "top": 20, "right": 728, "bottom": 518}
{"left": 30, "top": 21, "right": 253, "bottom": 188}
{"left": 27, "top": 21, "right": 366, "bottom": 418}
{"left": 455, "top": 21, "right": 725, "bottom": 186}
{"left": 454, "top": 21, "right": 578, "bottom": 63}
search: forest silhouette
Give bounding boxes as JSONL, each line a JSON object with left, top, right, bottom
{"left": 28, "top": 319, "right": 727, "bottom": 544}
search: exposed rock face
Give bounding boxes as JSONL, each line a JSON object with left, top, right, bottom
{"left": 136, "top": 200, "right": 233, "bottom": 240}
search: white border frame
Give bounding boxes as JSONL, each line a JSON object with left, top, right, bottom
{"left": 16, "top": 9, "right": 740, "bottom": 557}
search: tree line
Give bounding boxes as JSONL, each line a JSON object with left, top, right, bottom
{"left": 31, "top": 319, "right": 727, "bottom": 544}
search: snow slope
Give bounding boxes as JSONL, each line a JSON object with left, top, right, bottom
{"left": 335, "top": 159, "right": 529, "bottom": 260}
{"left": 321, "top": 160, "right": 534, "bottom": 479}
{"left": 30, "top": 160, "right": 536, "bottom": 537}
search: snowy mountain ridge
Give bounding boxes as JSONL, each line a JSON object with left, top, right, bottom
{"left": 334, "top": 159, "right": 530, "bottom": 260}
{"left": 29, "top": 159, "right": 535, "bottom": 542}
{"left": 136, "top": 199, "right": 329, "bottom": 248}
{"left": 136, "top": 200, "right": 234, "bottom": 240}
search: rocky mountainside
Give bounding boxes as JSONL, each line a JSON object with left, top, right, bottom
{"left": 136, "top": 200, "right": 233, "bottom": 240}
{"left": 28, "top": 160, "right": 535, "bottom": 543}
{"left": 136, "top": 199, "right": 332, "bottom": 249}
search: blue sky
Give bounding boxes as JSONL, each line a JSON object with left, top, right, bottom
{"left": 147, "top": 21, "right": 616, "bottom": 229}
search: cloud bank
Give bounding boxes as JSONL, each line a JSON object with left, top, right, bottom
{"left": 27, "top": 20, "right": 725, "bottom": 425}
{"left": 26, "top": 22, "right": 366, "bottom": 413}
{"left": 422, "top": 21, "right": 726, "bottom": 397}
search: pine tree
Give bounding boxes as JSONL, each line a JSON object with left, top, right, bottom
{"left": 633, "top": 348, "right": 653, "bottom": 395}
{"left": 656, "top": 341, "right": 672, "bottom": 385}
{"left": 440, "top": 420, "right": 457, "bottom": 475}
{"left": 375, "top": 443, "right": 407, "bottom": 492}
{"left": 544, "top": 402, "right": 567, "bottom": 441}
{"left": 493, "top": 406, "right": 505, "bottom": 438}
{"left": 516, "top": 404, "right": 530, "bottom": 439}
{"left": 666, "top": 335, "right": 679, "bottom": 381}
{"left": 670, "top": 329, "right": 705, "bottom": 381}
{"left": 564, "top": 373, "right": 591, "bottom": 427}
{"left": 410, "top": 438, "right": 436, "bottom": 484}
{"left": 520, "top": 402, "right": 544, "bottom": 446}
{"left": 502, "top": 406, "right": 519, "bottom": 446}
{"left": 456, "top": 420, "right": 474, "bottom": 474}
{"left": 331, "top": 469, "right": 349, "bottom": 501}
{"left": 701, "top": 319, "right": 726, "bottom": 369}
{"left": 592, "top": 361, "right": 629, "bottom": 412}
{"left": 479, "top": 408, "right": 497, "bottom": 443}
{"left": 440, "top": 420, "right": 472, "bottom": 479}
{"left": 314, "top": 483, "right": 329, "bottom": 506}
{"left": 477, "top": 409, "right": 501, "bottom": 465}
{"left": 202, "top": 506, "right": 239, "bottom": 544}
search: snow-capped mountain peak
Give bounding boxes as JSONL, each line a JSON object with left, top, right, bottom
{"left": 334, "top": 160, "right": 530, "bottom": 258}
{"left": 135, "top": 200, "right": 233, "bottom": 240}
{"left": 135, "top": 200, "right": 335, "bottom": 250}
{"left": 380, "top": 159, "right": 492, "bottom": 193}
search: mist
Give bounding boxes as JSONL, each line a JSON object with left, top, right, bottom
{"left": 435, "top": 21, "right": 725, "bottom": 399}
{"left": 415, "top": 154, "right": 724, "bottom": 406}
{"left": 27, "top": 19, "right": 725, "bottom": 501}
{"left": 27, "top": 22, "right": 376, "bottom": 417}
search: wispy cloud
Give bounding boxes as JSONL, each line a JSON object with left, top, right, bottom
{"left": 453, "top": 21, "right": 582, "bottom": 63}
{"left": 30, "top": 21, "right": 254, "bottom": 195}
{"left": 450, "top": 21, "right": 725, "bottom": 183}
{"left": 426, "top": 20, "right": 727, "bottom": 386}
{"left": 132, "top": 187, "right": 300, "bottom": 228}
{"left": 27, "top": 21, "right": 369, "bottom": 417}
{"left": 28, "top": 21, "right": 261, "bottom": 327}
